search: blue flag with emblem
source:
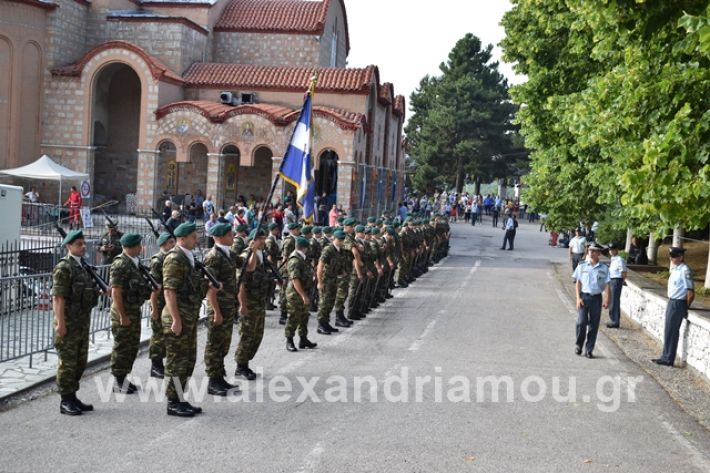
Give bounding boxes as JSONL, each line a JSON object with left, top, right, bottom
{"left": 279, "top": 84, "right": 316, "bottom": 222}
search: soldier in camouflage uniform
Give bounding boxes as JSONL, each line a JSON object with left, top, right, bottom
{"left": 316, "top": 230, "right": 346, "bottom": 334}
{"left": 303, "top": 226, "right": 321, "bottom": 312}
{"left": 285, "top": 237, "right": 317, "bottom": 351}
{"left": 110, "top": 233, "right": 154, "bottom": 394}
{"left": 320, "top": 226, "right": 333, "bottom": 249}
{"left": 148, "top": 232, "right": 175, "bottom": 379}
{"left": 397, "top": 220, "right": 413, "bottom": 287}
{"left": 235, "top": 227, "right": 269, "bottom": 380}
{"left": 231, "top": 224, "right": 249, "bottom": 324}
{"left": 334, "top": 219, "right": 357, "bottom": 323}
{"left": 162, "top": 222, "right": 211, "bottom": 417}
{"left": 348, "top": 225, "right": 371, "bottom": 320}
{"left": 99, "top": 221, "right": 123, "bottom": 265}
{"left": 279, "top": 223, "right": 301, "bottom": 324}
{"left": 52, "top": 230, "right": 100, "bottom": 415}
{"left": 264, "top": 222, "right": 281, "bottom": 310}
{"left": 204, "top": 222, "right": 239, "bottom": 396}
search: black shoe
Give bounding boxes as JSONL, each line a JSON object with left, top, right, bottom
{"left": 507, "top": 248, "right": 513, "bottom": 251}
{"left": 500, "top": 247, "right": 506, "bottom": 250}
{"left": 183, "top": 401, "right": 202, "bottom": 414}
{"left": 72, "top": 394, "right": 94, "bottom": 412}
{"left": 324, "top": 322, "right": 339, "bottom": 333}
{"left": 220, "top": 377, "right": 240, "bottom": 392}
{"left": 208, "top": 378, "right": 228, "bottom": 396}
{"left": 385, "top": 293, "right": 393, "bottom": 299}
{"left": 150, "top": 358, "right": 165, "bottom": 379}
{"left": 652, "top": 358, "right": 673, "bottom": 366}
{"left": 167, "top": 401, "right": 194, "bottom": 417}
{"left": 606, "top": 323, "right": 620, "bottom": 329}
{"left": 266, "top": 303, "right": 277, "bottom": 310}
{"left": 335, "top": 317, "right": 351, "bottom": 328}
{"left": 575, "top": 346, "right": 582, "bottom": 356}
{"left": 235, "top": 364, "right": 257, "bottom": 381}
{"left": 299, "top": 337, "right": 318, "bottom": 349}
{"left": 286, "top": 337, "right": 298, "bottom": 352}
{"left": 585, "top": 352, "right": 594, "bottom": 359}
{"left": 317, "top": 323, "right": 332, "bottom": 335}
{"left": 113, "top": 376, "right": 138, "bottom": 394}
{"left": 348, "top": 313, "right": 362, "bottom": 321}
{"left": 60, "top": 399, "right": 82, "bottom": 416}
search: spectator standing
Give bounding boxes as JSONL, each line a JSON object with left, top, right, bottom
{"left": 606, "top": 242, "right": 627, "bottom": 328}
{"left": 569, "top": 229, "right": 587, "bottom": 271}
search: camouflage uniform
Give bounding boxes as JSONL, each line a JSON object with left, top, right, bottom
{"left": 264, "top": 234, "right": 281, "bottom": 307}
{"left": 203, "top": 245, "right": 239, "bottom": 379}
{"left": 110, "top": 254, "right": 152, "bottom": 377}
{"left": 162, "top": 248, "right": 208, "bottom": 401}
{"left": 149, "top": 250, "right": 168, "bottom": 361}
{"left": 231, "top": 235, "right": 248, "bottom": 317}
{"left": 308, "top": 236, "right": 321, "bottom": 311}
{"left": 235, "top": 250, "right": 269, "bottom": 364}
{"left": 52, "top": 256, "right": 99, "bottom": 395}
{"left": 334, "top": 234, "right": 355, "bottom": 313}
{"left": 317, "top": 243, "right": 344, "bottom": 325}
{"left": 285, "top": 251, "right": 313, "bottom": 338}
{"left": 99, "top": 231, "right": 123, "bottom": 265}
{"left": 280, "top": 235, "right": 296, "bottom": 314}
{"left": 347, "top": 237, "right": 367, "bottom": 317}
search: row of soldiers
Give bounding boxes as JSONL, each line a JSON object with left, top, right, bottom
{"left": 51, "top": 214, "right": 449, "bottom": 417}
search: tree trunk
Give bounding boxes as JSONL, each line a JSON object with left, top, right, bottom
{"left": 647, "top": 232, "right": 659, "bottom": 266}
{"left": 672, "top": 226, "right": 684, "bottom": 248}
{"left": 625, "top": 228, "right": 633, "bottom": 253}
{"left": 498, "top": 178, "right": 507, "bottom": 199}
{"left": 455, "top": 156, "right": 464, "bottom": 194}
{"left": 474, "top": 179, "right": 481, "bottom": 196}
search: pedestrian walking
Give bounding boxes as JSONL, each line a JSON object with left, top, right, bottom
{"left": 652, "top": 247, "right": 695, "bottom": 367}
{"left": 568, "top": 229, "right": 587, "bottom": 271}
{"left": 573, "top": 243, "right": 610, "bottom": 358}
{"left": 500, "top": 213, "right": 517, "bottom": 250}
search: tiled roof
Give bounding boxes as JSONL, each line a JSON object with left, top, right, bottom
{"left": 183, "top": 63, "right": 377, "bottom": 94}
{"left": 378, "top": 82, "right": 393, "bottom": 105}
{"left": 215, "top": 0, "right": 350, "bottom": 52}
{"left": 7, "top": 0, "right": 59, "bottom": 9}
{"left": 155, "top": 100, "right": 366, "bottom": 130}
{"left": 393, "top": 95, "right": 406, "bottom": 118}
{"left": 51, "top": 41, "right": 184, "bottom": 85}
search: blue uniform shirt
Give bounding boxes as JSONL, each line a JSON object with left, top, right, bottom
{"left": 608, "top": 255, "right": 627, "bottom": 279}
{"left": 573, "top": 261, "right": 610, "bottom": 295}
{"left": 667, "top": 263, "right": 694, "bottom": 300}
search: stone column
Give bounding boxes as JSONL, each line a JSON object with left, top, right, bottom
{"left": 136, "top": 149, "right": 159, "bottom": 210}
{"left": 337, "top": 161, "right": 355, "bottom": 214}
{"left": 206, "top": 153, "right": 225, "bottom": 210}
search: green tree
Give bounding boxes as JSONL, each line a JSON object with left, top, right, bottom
{"left": 405, "top": 34, "right": 518, "bottom": 194}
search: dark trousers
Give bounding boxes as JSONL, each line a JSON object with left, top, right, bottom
{"left": 660, "top": 299, "right": 688, "bottom": 365}
{"left": 471, "top": 213, "right": 477, "bottom": 226}
{"left": 492, "top": 213, "right": 498, "bottom": 227}
{"left": 571, "top": 253, "right": 583, "bottom": 271}
{"left": 576, "top": 293, "right": 602, "bottom": 354}
{"left": 501, "top": 230, "right": 515, "bottom": 249}
{"left": 608, "top": 279, "right": 623, "bottom": 326}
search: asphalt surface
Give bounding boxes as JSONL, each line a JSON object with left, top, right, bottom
{"left": 1, "top": 219, "right": 709, "bottom": 473}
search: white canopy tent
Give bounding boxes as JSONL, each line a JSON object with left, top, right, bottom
{"left": 0, "top": 154, "right": 89, "bottom": 221}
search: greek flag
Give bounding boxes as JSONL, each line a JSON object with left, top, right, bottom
{"left": 279, "top": 91, "right": 315, "bottom": 222}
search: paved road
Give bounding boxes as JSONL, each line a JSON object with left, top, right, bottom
{"left": 1, "top": 219, "right": 709, "bottom": 472}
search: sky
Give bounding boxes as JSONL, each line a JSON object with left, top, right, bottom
{"left": 343, "top": 0, "right": 524, "bottom": 118}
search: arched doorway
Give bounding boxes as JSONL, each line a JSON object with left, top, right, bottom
{"left": 91, "top": 63, "right": 141, "bottom": 207}
{"left": 237, "top": 145, "right": 272, "bottom": 203}
{"left": 177, "top": 142, "right": 208, "bottom": 207}
{"left": 156, "top": 140, "right": 176, "bottom": 208}
{"left": 315, "top": 150, "right": 338, "bottom": 208}
{"left": 222, "top": 144, "right": 240, "bottom": 206}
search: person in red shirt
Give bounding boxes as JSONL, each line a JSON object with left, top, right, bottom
{"left": 64, "top": 186, "right": 82, "bottom": 229}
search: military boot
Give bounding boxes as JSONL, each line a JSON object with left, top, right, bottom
{"left": 150, "top": 358, "right": 165, "bottom": 378}
{"left": 220, "top": 376, "right": 240, "bottom": 392}
{"left": 60, "top": 394, "right": 82, "bottom": 416}
{"left": 335, "top": 310, "right": 353, "bottom": 327}
{"left": 317, "top": 322, "right": 332, "bottom": 335}
{"left": 72, "top": 393, "right": 94, "bottom": 412}
{"left": 208, "top": 378, "right": 228, "bottom": 396}
{"left": 299, "top": 337, "right": 318, "bottom": 349}
{"left": 286, "top": 337, "right": 298, "bottom": 352}
{"left": 324, "top": 322, "right": 339, "bottom": 333}
{"left": 113, "top": 375, "right": 138, "bottom": 394}
{"left": 235, "top": 363, "right": 257, "bottom": 381}
{"left": 167, "top": 400, "right": 194, "bottom": 417}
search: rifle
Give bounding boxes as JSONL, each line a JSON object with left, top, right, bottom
{"left": 55, "top": 225, "right": 111, "bottom": 294}
{"left": 150, "top": 208, "right": 221, "bottom": 289}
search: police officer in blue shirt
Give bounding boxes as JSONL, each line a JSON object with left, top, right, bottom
{"left": 606, "top": 242, "right": 627, "bottom": 328}
{"left": 652, "top": 247, "right": 695, "bottom": 367}
{"left": 572, "top": 242, "right": 610, "bottom": 358}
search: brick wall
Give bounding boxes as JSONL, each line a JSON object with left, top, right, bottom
{"left": 46, "top": 0, "right": 88, "bottom": 68}
{"left": 213, "top": 31, "right": 321, "bottom": 67}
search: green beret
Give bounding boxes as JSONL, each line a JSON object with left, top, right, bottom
{"left": 287, "top": 223, "right": 301, "bottom": 230}
{"left": 119, "top": 233, "right": 142, "bottom": 248}
{"left": 62, "top": 229, "right": 84, "bottom": 246}
{"left": 386, "top": 227, "right": 396, "bottom": 236}
{"left": 248, "top": 228, "right": 266, "bottom": 241}
{"left": 209, "top": 222, "right": 232, "bottom": 237}
{"left": 295, "top": 236, "right": 310, "bottom": 248}
{"left": 157, "top": 232, "right": 173, "bottom": 246}
{"left": 313, "top": 226, "right": 322, "bottom": 234}
{"left": 301, "top": 226, "right": 313, "bottom": 234}
{"left": 267, "top": 222, "right": 279, "bottom": 230}
{"left": 375, "top": 219, "right": 383, "bottom": 225}
{"left": 322, "top": 226, "right": 333, "bottom": 234}
{"left": 174, "top": 222, "right": 196, "bottom": 237}
{"left": 336, "top": 217, "right": 345, "bottom": 224}
{"left": 355, "top": 225, "right": 366, "bottom": 233}
{"left": 343, "top": 218, "right": 356, "bottom": 226}
{"left": 393, "top": 222, "right": 401, "bottom": 228}
{"left": 367, "top": 217, "right": 376, "bottom": 223}
{"left": 235, "top": 224, "right": 248, "bottom": 233}
{"left": 333, "top": 230, "right": 346, "bottom": 240}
